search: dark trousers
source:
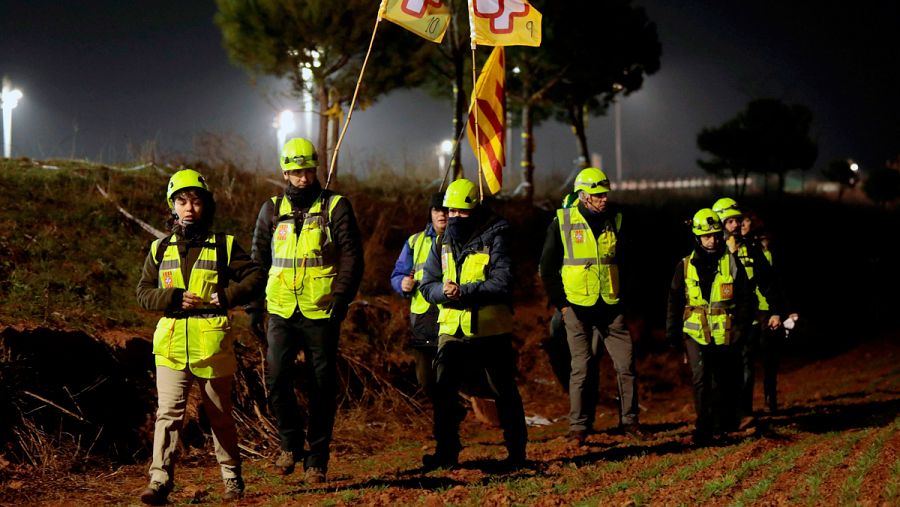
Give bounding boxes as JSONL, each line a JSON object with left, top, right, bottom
{"left": 411, "top": 346, "right": 438, "bottom": 401}
{"left": 433, "top": 334, "right": 527, "bottom": 459}
{"left": 740, "top": 314, "right": 782, "bottom": 414}
{"left": 266, "top": 310, "right": 338, "bottom": 472}
{"left": 684, "top": 338, "right": 740, "bottom": 436}
{"left": 542, "top": 309, "right": 571, "bottom": 393}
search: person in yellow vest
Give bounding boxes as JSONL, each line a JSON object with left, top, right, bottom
{"left": 390, "top": 192, "right": 448, "bottom": 396}
{"left": 248, "top": 138, "right": 364, "bottom": 484}
{"left": 541, "top": 191, "right": 581, "bottom": 394}
{"left": 666, "top": 208, "right": 755, "bottom": 445}
{"left": 539, "top": 167, "right": 643, "bottom": 445}
{"left": 713, "top": 198, "right": 797, "bottom": 415}
{"left": 419, "top": 178, "right": 527, "bottom": 470}
{"left": 136, "top": 169, "right": 264, "bottom": 505}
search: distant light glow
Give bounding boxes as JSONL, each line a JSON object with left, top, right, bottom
{"left": 2, "top": 81, "right": 24, "bottom": 158}
{"left": 850, "top": 162, "right": 859, "bottom": 172}
{"left": 440, "top": 140, "right": 454, "bottom": 155}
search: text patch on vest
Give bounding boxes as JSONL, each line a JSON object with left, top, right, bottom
{"left": 163, "top": 271, "right": 174, "bottom": 288}
{"left": 573, "top": 230, "right": 585, "bottom": 244}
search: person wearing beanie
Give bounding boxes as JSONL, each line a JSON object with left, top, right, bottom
{"left": 390, "top": 192, "right": 450, "bottom": 402}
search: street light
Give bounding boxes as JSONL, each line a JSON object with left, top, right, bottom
{"left": 438, "top": 139, "right": 454, "bottom": 177}
{"left": 273, "top": 109, "right": 296, "bottom": 162}
{"left": 2, "top": 79, "right": 24, "bottom": 159}
{"left": 611, "top": 83, "right": 624, "bottom": 183}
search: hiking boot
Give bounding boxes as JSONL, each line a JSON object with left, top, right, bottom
{"left": 273, "top": 450, "right": 297, "bottom": 475}
{"left": 501, "top": 450, "right": 527, "bottom": 471}
{"left": 765, "top": 395, "right": 779, "bottom": 414}
{"left": 139, "top": 480, "right": 170, "bottom": 506}
{"left": 622, "top": 423, "right": 648, "bottom": 440}
{"left": 567, "top": 430, "right": 588, "bottom": 446}
{"left": 738, "top": 415, "right": 756, "bottom": 431}
{"left": 303, "top": 466, "right": 326, "bottom": 484}
{"left": 222, "top": 477, "right": 245, "bottom": 501}
{"left": 422, "top": 452, "right": 459, "bottom": 470}
{"left": 691, "top": 430, "right": 713, "bottom": 447}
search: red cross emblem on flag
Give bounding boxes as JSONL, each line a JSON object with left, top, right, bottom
{"left": 573, "top": 230, "right": 585, "bottom": 244}
{"left": 277, "top": 224, "right": 289, "bottom": 241}
{"left": 163, "top": 271, "right": 174, "bottom": 288}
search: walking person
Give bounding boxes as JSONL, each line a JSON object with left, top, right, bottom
{"left": 136, "top": 169, "right": 264, "bottom": 504}
{"left": 666, "top": 208, "right": 755, "bottom": 445}
{"left": 738, "top": 205, "right": 799, "bottom": 413}
{"left": 389, "top": 192, "right": 449, "bottom": 400}
{"left": 419, "top": 178, "right": 527, "bottom": 469}
{"left": 539, "top": 167, "right": 644, "bottom": 445}
{"left": 249, "top": 137, "right": 364, "bottom": 484}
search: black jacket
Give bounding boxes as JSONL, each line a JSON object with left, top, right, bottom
{"left": 136, "top": 233, "right": 264, "bottom": 313}
{"left": 666, "top": 244, "right": 755, "bottom": 346}
{"left": 250, "top": 183, "right": 364, "bottom": 309}
{"left": 539, "top": 203, "right": 630, "bottom": 316}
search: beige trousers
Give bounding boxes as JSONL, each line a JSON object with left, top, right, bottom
{"left": 149, "top": 365, "right": 240, "bottom": 485}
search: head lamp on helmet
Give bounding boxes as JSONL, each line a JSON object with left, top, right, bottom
{"left": 691, "top": 208, "right": 723, "bottom": 236}
{"left": 167, "top": 169, "right": 210, "bottom": 209}
{"left": 443, "top": 179, "right": 478, "bottom": 210}
{"left": 280, "top": 137, "right": 318, "bottom": 171}
{"left": 574, "top": 167, "right": 611, "bottom": 195}
{"left": 712, "top": 197, "right": 742, "bottom": 221}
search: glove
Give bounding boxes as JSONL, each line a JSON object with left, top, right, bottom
{"left": 247, "top": 309, "right": 267, "bottom": 343}
{"left": 329, "top": 294, "right": 350, "bottom": 323}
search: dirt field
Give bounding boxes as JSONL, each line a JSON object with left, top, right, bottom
{"left": 2, "top": 325, "right": 898, "bottom": 507}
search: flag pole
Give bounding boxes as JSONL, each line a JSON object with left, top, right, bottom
{"left": 467, "top": 1, "right": 485, "bottom": 203}
{"left": 325, "top": 7, "right": 384, "bottom": 189}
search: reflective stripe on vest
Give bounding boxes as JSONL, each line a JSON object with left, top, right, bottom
{"left": 437, "top": 242, "right": 513, "bottom": 337}
{"left": 149, "top": 234, "right": 236, "bottom": 379}
{"left": 266, "top": 194, "right": 342, "bottom": 319}
{"left": 682, "top": 251, "right": 737, "bottom": 346}
{"left": 557, "top": 207, "right": 622, "bottom": 306}
{"left": 409, "top": 231, "right": 433, "bottom": 315}
{"left": 737, "top": 243, "right": 771, "bottom": 312}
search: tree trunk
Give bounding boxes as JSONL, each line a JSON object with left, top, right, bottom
{"left": 329, "top": 100, "right": 341, "bottom": 184}
{"left": 569, "top": 104, "right": 590, "bottom": 170}
{"left": 520, "top": 101, "right": 535, "bottom": 202}
{"left": 452, "top": 66, "right": 465, "bottom": 181}
{"left": 316, "top": 82, "right": 329, "bottom": 182}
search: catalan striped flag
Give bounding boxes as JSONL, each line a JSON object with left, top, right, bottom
{"left": 468, "top": 0, "right": 542, "bottom": 47}
{"left": 466, "top": 46, "right": 505, "bottom": 195}
{"left": 380, "top": 0, "right": 450, "bottom": 43}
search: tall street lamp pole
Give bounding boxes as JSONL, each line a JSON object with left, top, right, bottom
{"left": 612, "top": 83, "right": 623, "bottom": 183}
{"left": 2, "top": 78, "right": 24, "bottom": 159}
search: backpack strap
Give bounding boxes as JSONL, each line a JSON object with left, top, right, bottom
{"left": 154, "top": 235, "right": 173, "bottom": 265}
{"left": 272, "top": 196, "right": 285, "bottom": 233}
{"left": 215, "top": 232, "right": 230, "bottom": 291}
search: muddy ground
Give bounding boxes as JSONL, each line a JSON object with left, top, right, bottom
{"left": 1, "top": 319, "right": 898, "bottom": 506}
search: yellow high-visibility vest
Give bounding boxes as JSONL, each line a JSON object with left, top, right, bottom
{"left": 683, "top": 251, "right": 738, "bottom": 346}
{"left": 265, "top": 194, "right": 342, "bottom": 319}
{"left": 408, "top": 231, "right": 433, "bottom": 315}
{"left": 557, "top": 206, "right": 622, "bottom": 306}
{"left": 437, "top": 242, "right": 513, "bottom": 337}
{"left": 736, "top": 243, "right": 772, "bottom": 312}
{"left": 150, "top": 234, "right": 236, "bottom": 379}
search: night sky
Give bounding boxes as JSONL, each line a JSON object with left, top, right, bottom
{"left": 1, "top": 1, "right": 897, "bottom": 188}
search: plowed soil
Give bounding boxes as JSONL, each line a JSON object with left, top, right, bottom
{"left": 2, "top": 323, "right": 898, "bottom": 507}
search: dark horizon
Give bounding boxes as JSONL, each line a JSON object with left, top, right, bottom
{"left": 1, "top": 1, "right": 897, "bottom": 189}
